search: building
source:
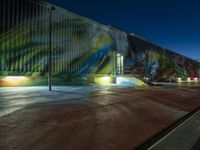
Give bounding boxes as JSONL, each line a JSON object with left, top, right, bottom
{"left": 0, "top": 0, "right": 199, "bottom": 86}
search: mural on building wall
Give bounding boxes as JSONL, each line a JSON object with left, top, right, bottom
{"left": 125, "top": 35, "right": 200, "bottom": 81}
{"left": 0, "top": 0, "right": 128, "bottom": 83}
{"left": 0, "top": 0, "right": 199, "bottom": 86}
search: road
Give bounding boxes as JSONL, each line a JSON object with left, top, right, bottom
{"left": 0, "top": 85, "right": 200, "bottom": 150}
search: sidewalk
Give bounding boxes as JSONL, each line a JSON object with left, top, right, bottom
{"left": 149, "top": 108, "right": 200, "bottom": 150}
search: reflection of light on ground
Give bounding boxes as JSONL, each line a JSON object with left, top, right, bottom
{"left": 116, "top": 77, "right": 135, "bottom": 86}
{"left": 1, "top": 83, "right": 198, "bottom": 117}
{"left": 0, "top": 106, "right": 23, "bottom": 119}
{"left": 0, "top": 86, "right": 117, "bottom": 117}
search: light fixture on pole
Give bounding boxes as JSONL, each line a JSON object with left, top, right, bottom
{"left": 48, "top": 6, "right": 55, "bottom": 91}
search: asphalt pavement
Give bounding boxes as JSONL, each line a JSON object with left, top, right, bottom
{"left": 0, "top": 85, "right": 200, "bottom": 150}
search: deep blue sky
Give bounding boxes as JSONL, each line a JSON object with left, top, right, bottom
{"left": 48, "top": 0, "right": 200, "bottom": 60}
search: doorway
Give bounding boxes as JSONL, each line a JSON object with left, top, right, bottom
{"left": 117, "top": 53, "right": 124, "bottom": 75}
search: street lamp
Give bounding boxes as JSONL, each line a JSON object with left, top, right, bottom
{"left": 48, "top": 6, "right": 55, "bottom": 91}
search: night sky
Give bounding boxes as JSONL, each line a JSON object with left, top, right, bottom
{"left": 48, "top": 0, "right": 200, "bottom": 60}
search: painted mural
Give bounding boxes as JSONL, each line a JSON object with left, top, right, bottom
{"left": 0, "top": 0, "right": 199, "bottom": 86}
{"left": 0, "top": 0, "right": 127, "bottom": 84}
{"left": 125, "top": 35, "right": 200, "bottom": 81}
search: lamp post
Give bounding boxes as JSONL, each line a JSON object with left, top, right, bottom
{"left": 48, "top": 6, "right": 55, "bottom": 91}
{"left": 197, "top": 59, "right": 200, "bottom": 78}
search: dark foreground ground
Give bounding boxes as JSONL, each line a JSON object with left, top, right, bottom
{"left": 0, "top": 85, "right": 200, "bottom": 150}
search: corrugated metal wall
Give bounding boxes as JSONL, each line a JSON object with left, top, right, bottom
{"left": 0, "top": 0, "right": 127, "bottom": 77}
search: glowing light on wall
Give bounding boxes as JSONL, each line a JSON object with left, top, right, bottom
{"left": 177, "top": 77, "right": 182, "bottom": 82}
{"left": 101, "top": 76, "right": 111, "bottom": 83}
{"left": 2, "top": 76, "right": 29, "bottom": 86}
{"left": 94, "top": 76, "right": 113, "bottom": 84}
{"left": 5, "top": 76, "right": 26, "bottom": 80}
{"left": 194, "top": 77, "right": 198, "bottom": 82}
